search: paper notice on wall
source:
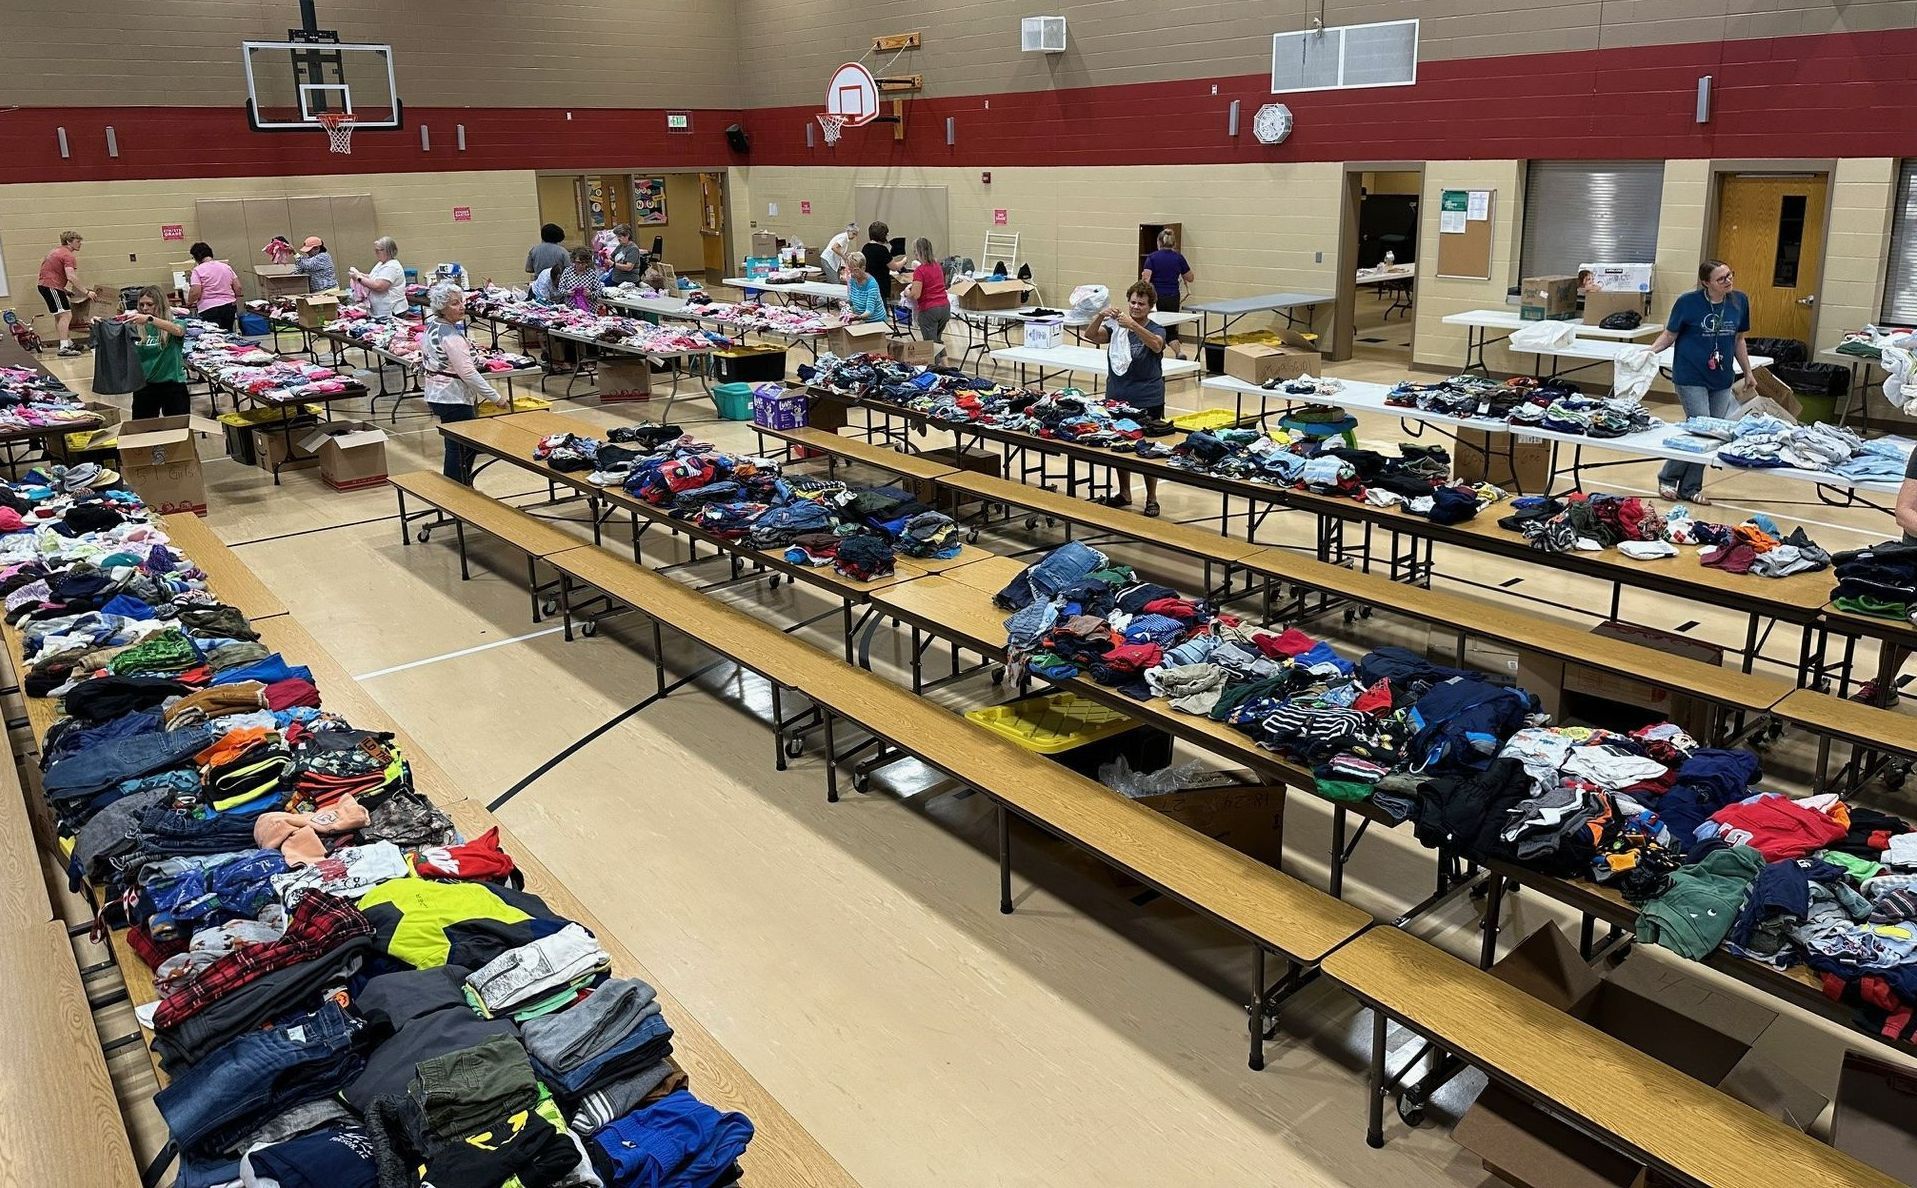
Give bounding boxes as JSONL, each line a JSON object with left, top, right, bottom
{"left": 1467, "top": 191, "right": 1490, "bottom": 221}
{"left": 1440, "top": 210, "right": 1467, "bottom": 234}
{"left": 767, "top": 203, "right": 779, "bottom": 217}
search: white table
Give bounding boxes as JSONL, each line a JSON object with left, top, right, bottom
{"left": 1820, "top": 346, "right": 1897, "bottom": 436}
{"left": 602, "top": 290, "right": 829, "bottom": 358}
{"left": 722, "top": 277, "right": 849, "bottom": 302}
{"left": 1355, "top": 265, "right": 1416, "bottom": 287}
{"left": 1185, "top": 291, "right": 1332, "bottom": 345}
{"left": 1524, "top": 338, "right": 1772, "bottom": 385}
{"left": 989, "top": 343, "right": 1201, "bottom": 393}
{"left": 1442, "top": 308, "right": 1663, "bottom": 374}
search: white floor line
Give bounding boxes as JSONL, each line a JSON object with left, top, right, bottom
{"left": 355, "top": 625, "right": 567, "bottom": 680}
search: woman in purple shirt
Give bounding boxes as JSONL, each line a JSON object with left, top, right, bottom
{"left": 1139, "top": 229, "right": 1194, "bottom": 359}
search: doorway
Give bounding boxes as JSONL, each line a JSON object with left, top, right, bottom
{"left": 700, "top": 173, "right": 727, "bottom": 276}
{"left": 1333, "top": 166, "right": 1421, "bottom": 364}
{"left": 1712, "top": 172, "right": 1829, "bottom": 344}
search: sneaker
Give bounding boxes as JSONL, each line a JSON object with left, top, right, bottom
{"left": 57, "top": 344, "right": 81, "bottom": 357}
{"left": 1851, "top": 680, "right": 1896, "bottom": 708}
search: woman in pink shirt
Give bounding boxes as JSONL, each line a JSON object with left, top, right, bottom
{"left": 904, "top": 236, "right": 949, "bottom": 364}
{"left": 186, "top": 242, "right": 243, "bottom": 331}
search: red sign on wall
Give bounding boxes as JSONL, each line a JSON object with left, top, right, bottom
{"left": 800, "top": 201, "right": 812, "bottom": 215}
{"left": 452, "top": 206, "right": 472, "bottom": 222}
{"left": 993, "top": 209, "right": 1008, "bottom": 226}
{"left": 161, "top": 224, "right": 184, "bottom": 241}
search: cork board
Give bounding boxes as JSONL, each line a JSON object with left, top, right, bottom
{"left": 1436, "top": 189, "right": 1494, "bottom": 280}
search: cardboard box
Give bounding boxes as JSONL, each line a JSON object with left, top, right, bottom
{"left": 1749, "top": 367, "right": 1805, "bottom": 420}
{"left": 254, "top": 264, "right": 308, "bottom": 301}
{"left": 751, "top": 384, "right": 808, "bottom": 430}
{"left": 1561, "top": 621, "right": 1721, "bottom": 736}
{"left": 1581, "top": 289, "right": 1650, "bottom": 327}
{"left": 116, "top": 415, "right": 207, "bottom": 515}
{"left": 596, "top": 357, "right": 653, "bottom": 403}
{"left": 294, "top": 293, "right": 339, "bottom": 329}
{"left": 1830, "top": 1051, "right": 1917, "bottom": 1181}
{"left": 822, "top": 319, "right": 890, "bottom": 358}
{"left": 1452, "top": 428, "right": 1551, "bottom": 493}
{"left": 1453, "top": 923, "right": 1825, "bottom": 1188}
{"left": 888, "top": 336, "right": 938, "bottom": 366}
{"left": 949, "top": 276, "right": 1031, "bottom": 311}
{"left": 1580, "top": 262, "right": 1654, "bottom": 293}
{"left": 910, "top": 445, "right": 1001, "bottom": 511}
{"left": 1137, "top": 781, "right": 1284, "bottom": 865}
{"left": 1520, "top": 274, "right": 1580, "bottom": 321}
{"left": 253, "top": 422, "right": 319, "bottom": 474}
{"left": 297, "top": 420, "right": 388, "bottom": 491}
{"left": 1224, "top": 329, "right": 1320, "bottom": 385}
{"left": 1023, "top": 319, "right": 1064, "bottom": 349}
{"left": 51, "top": 401, "right": 125, "bottom": 462}
{"left": 750, "top": 231, "right": 779, "bottom": 259}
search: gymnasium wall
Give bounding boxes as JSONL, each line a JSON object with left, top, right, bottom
{"left": 0, "top": 171, "right": 540, "bottom": 300}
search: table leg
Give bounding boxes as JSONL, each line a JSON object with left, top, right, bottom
{"left": 1365, "top": 1009, "right": 1388, "bottom": 1149}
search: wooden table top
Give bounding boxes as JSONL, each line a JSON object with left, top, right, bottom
{"left": 160, "top": 513, "right": 289, "bottom": 621}
{"left": 490, "top": 409, "right": 605, "bottom": 439}
{"left": 391, "top": 471, "right": 583, "bottom": 558}
{"left": 1240, "top": 547, "right": 1796, "bottom": 713}
{"left": 0, "top": 756, "right": 51, "bottom": 936}
{"left": 940, "top": 469, "right": 1267, "bottom": 565}
{"left": 1772, "top": 687, "right": 1917, "bottom": 759}
{"left": 938, "top": 554, "right": 1031, "bottom": 595}
{"left": 1324, "top": 927, "right": 1899, "bottom": 1188}
{"left": 2, "top": 921, "right": 143, "bottom": 1186}
{"left": 759, "top": 425, "right": 961, "bottom": 482}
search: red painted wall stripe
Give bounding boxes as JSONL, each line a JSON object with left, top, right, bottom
{"left": 2, "top": 27, "right": 1913, "bottom": 184}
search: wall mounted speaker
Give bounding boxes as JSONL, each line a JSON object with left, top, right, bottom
{"left": 726, "top": 124, "right": 750, "bottom": 153}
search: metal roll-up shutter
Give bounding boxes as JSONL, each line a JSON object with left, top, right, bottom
{"left": 1883, "top": 160, "right": 1917, "bottom": 324}
{"left": 1519, "top": 161, "right": 1666, "bottom": 277}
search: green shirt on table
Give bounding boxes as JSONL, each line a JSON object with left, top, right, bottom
{"left": 137, "top": 324, "right": 185, "bottom": 384}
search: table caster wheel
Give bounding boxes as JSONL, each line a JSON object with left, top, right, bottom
{"left": 991, "top": 668, "right": 1005, "bottom": 686}
{"left": 1343, "top": 609, "right": 1357, "bottom": 625}
{"left": 541, "top": 598, "right": 559, "bottom": 616}
{"left": 417, "top": 527, "right": 433, "bottom": 543}
{"left": 853, "top": 774, "right": 871, "bottom": 794}
{"left": 1359, "top": 606, "right": 1373, "bottom": 620}
{"left": 967, "top": 530, "right": 981, "bottom": 544}
{"left": 767, "top": 574, "right": 783, "bottom": 589}
{"left": 1889, "top": 769, "right": 1908, "bottom": 791}
{"left": 580, "top": 620, "right": 599, "bottom": 638}
{"left": 1396, "top": 1096, "right": 1426, "bottom": 1127}
{"left": 1024, "top": 516, "right": 1040, "bottom": 531}
{"left": 783, "top": 736, "right": 805, "bottom": 759}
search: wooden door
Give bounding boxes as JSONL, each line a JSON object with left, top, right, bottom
{"left": 700, "top": 173, "right": 726, "bottom": 274}
{"left": 1713, "top": 173, "right": 1827, "bottom": 342}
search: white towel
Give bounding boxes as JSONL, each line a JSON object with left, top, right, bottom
{"left": 1613, "top": 345, "right": 1659, "bottom": 402}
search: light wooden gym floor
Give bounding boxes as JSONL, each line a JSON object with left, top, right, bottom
{"left": 37, "top": 308, "right": 1917, "bottom": 1186}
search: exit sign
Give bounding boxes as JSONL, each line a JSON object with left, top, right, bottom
{"left": 666, "top": 111, "right": 691, "bottom": 133}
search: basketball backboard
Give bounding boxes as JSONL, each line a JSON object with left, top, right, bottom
{"left": 826, "top": 62, "right": 880, "bottom": 128}
{"left": 243, "top": 40, "right": 401, "bottom": 131}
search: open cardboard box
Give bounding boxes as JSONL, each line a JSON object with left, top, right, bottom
{"left": 294, "top": 292, "right": 340, "bottom": 329}
{"left": 1224, "top": 329, "right": 1320, "bottom": 385}
{"left": 950, "top": 276, "right": 1031, "bottom": 311}
{"left": 822, "top": 319, "right": 889, "bottom": 358}
{"left": 115, "top": 414, "right": 220, "bottom": 516}
{"left": 299, "top": 420, "right": 388, "bottom": 491}
{"left": 1520, "top": 274, "right": 1580, "bottom": 321}
{"left": 889, "top": 335, "right": 938, "bottom": 365}
{"left": 1453, "top": 923, "right": 1827, "bottom": 1188}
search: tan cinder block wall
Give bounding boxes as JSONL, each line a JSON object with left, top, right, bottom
{"left": 1821, "top": 158, "right": 1897, "bottom": 354}
{"left": 0, "top": 171, "right": 540, "bottom": 300}
{"left": 727, "top": 163, "right": 1343, "bottom": 334}
{"left": 1411, "top": 161, "right": 1524, "bottom": 372}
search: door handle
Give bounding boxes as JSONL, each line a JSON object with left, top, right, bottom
{"left": 1797, "top": 295, "right": 1817, "bottom": 307}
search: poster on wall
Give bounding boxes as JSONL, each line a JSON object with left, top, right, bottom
{"left": 633, "top": 176, "right": 669, "bottom": 225}
{"left": 580, "top": 178, "right": 609, "bottom": 230}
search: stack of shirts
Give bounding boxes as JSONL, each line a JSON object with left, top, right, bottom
{"left": 465, "top": 288, "right": 729, "bottom": 355}
{"left": 323, "top": 308, "right": 536, "bottom": 373}
{"left": 678, "top": 297, "right": 834, "bottom": 336}
{"left": 1499, "top": 495, "right": 1830, "bottom": 578}
{"left": 1665, "top": 410, "right": 1915, "bottom": 482}
{"left": 0, "top": 360, "right": 99, "bottom": 431}
{"left": 1831, "top": 540, "right": 1917, "bottom": 622}
{"left": 1170, "top": 427, "right": 1500, "bottom": 522}
{"left": 0, "top": 472, "right": 760, "bottom": 1186}
{"left": 1386, "top": 374, "right": 1661, "bottom": 439}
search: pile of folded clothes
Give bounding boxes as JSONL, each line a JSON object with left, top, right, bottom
{"left": 678, "top": 296, "right": 835, "bottom": 336}
{"left": 1498, "top": 495, "right": 1831, "bottom": 577}
{"left": 0, "top": 360, "right": 104, "bottom": 431}
{"left": 1662, "top": 410, "right": 1916, "bottom": 482}
{"left": 1169, "top": 427, "right": 1501, "bottom": 523}
{"left": 464, "top": 288, "right": 728, "bottom": 355}
{"left": 3, "top": 470, "right": 759, "bottom": 1186}
{"left": 1831, "top": 540, "right": 1917, "bottom": 623}
{"left": 182, "top": 321, "right": 357, "bottom": 402}
{"left": 1386, "top": 374, "right": 1661, "bottom": 439}
{"left": 322, "top": 307, "right": 536, "bottom": 374}
{"left": 995, "top": 541, "right": 1917, "bottom": 1041}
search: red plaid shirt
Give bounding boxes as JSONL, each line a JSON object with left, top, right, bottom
{"left": 153, "top": 891, "right": 372, "bottom": 1030}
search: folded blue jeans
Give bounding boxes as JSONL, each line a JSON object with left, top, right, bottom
{"left": 155, "top": 1000, "right": 362, "bottom": 1156}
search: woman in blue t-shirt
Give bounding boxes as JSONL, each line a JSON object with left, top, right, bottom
{"left": 1139, "top": 229, "right": 1194, "bottom": 360}
{"left": 1644, "top": 259, "right": 1754, "bottom": 504}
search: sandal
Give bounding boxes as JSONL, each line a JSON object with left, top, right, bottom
{"left": 1101, "top": 493, "right": 1132, "bottom": 508}
{"left": 1657, "top": 483, "right": 1679, "bottom": 501}
{"left": 1689, "top": 492, "right": 1712, "bottom": 507}
{"left": 1142, "top": 499, "right": 1161, "bottom": 518}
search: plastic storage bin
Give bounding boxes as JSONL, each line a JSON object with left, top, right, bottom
{"left": 966, "top": 692, "right": 1172, "bottom": 777}
{"left": 713, "top": 383, "right": 755, "bottom": 421}
{"left": 1171, "top": 408, "right": 1241, "bottom": 432}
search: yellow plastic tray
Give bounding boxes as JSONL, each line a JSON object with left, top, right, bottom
{"left": 1171, "top": 408, "right": 1240, "bottom": 432}
{"left": 965, "top": 693, "right": 1137, "bottom": 754}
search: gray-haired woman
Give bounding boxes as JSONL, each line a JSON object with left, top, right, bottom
{"left": 349, "top": 236, "right": 408, "bottom": 319}
{"left": 608, "top": 223, "right": 643, "bottom": 284}
{"left": 421, "top": 282, "right": 500, "bottom": 483}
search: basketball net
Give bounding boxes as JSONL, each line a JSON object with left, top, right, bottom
{"left": 317, "top": 111, "right": 357, "bottom": 155}
{"left": 816, "top": 113, "right": 845, "bottom": 146}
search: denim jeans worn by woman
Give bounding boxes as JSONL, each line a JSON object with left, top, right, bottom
{"left": 1657, "top": 383, "right": 1736, "bottom": 499}
{"left": 433, "top": 402, "right": 478, "bottom": 483}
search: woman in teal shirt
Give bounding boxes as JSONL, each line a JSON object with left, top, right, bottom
{"left": 844, "top": 253, "right": 886, "bottom": 323}
{"left": 128, "top": 285, "right": 189, "bottom": 417}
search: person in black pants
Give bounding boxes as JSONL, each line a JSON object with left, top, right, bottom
{"left": 128, "top": 285, "right": 190, "bottom": 417}
{"left": 186, "top": 242, "right": 242, "bottom": 331}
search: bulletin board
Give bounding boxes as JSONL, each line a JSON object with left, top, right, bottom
{"left": 1435, "top": 188, "right": 1494, "bottom": 280}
